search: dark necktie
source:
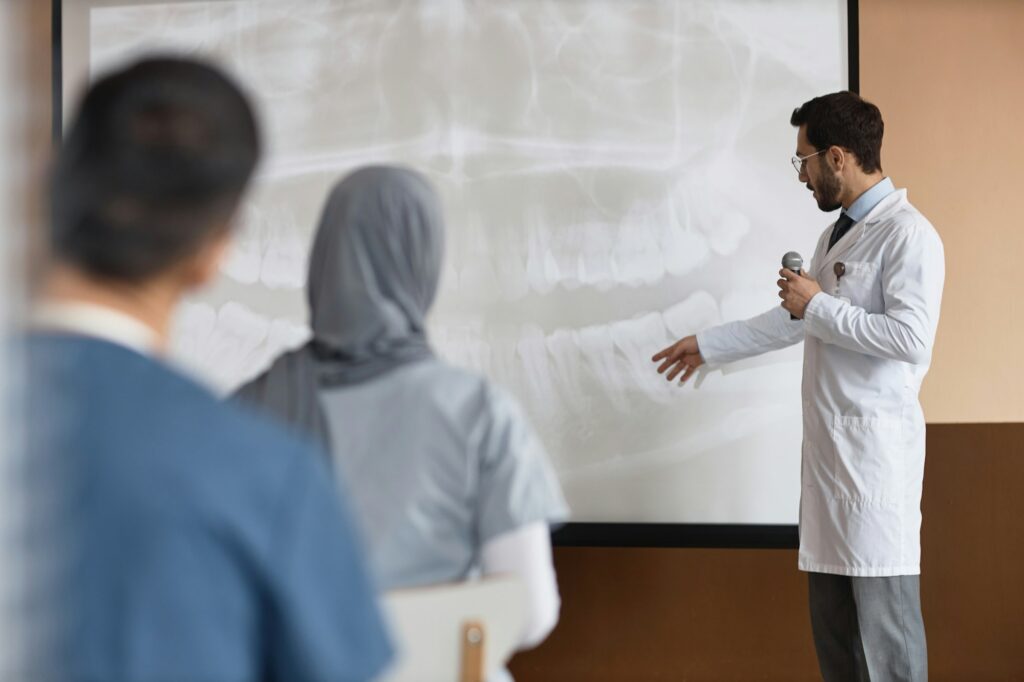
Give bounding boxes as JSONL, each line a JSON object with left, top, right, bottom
{"left": 827, "top": 212, "right": 855, "bottom": 252}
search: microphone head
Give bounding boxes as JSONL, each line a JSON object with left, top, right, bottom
{"left": 782, "top": 251, "right": 803, "bottom": 272}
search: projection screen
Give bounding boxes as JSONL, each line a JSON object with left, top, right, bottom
{"left": 59, "top": 0, "right": 853, "bottom": 542}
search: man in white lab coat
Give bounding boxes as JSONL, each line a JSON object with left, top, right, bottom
{"left": 653, "top": 92, "right": 944, "bottom": 681}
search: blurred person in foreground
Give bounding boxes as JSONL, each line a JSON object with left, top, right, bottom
{"left": 236, "top": 166, "right": 568, "bottom": 666}
{"left": 25, "top": 56, "right": 392, "bottom": 681}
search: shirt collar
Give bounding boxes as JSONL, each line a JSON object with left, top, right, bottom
{"left": 31, "top": 300, "right": 160, "bottom": 356}
{"left": 844, "top": 176, "right": 895, "bottom": 223}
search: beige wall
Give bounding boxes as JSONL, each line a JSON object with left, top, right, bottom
{"left": 860, "top": 0, "right": 1024, "bottom": 423}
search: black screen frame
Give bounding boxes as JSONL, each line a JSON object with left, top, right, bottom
{"left": 51, "top": 0, "right": 860, "bottom": 550}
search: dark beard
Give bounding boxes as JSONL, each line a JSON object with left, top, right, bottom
{"left": 814, "top": 170, "right": 842, "bottom": 212}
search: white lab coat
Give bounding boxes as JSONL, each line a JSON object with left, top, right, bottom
{"left": 697, "top": 189, "right": 944, "bottom": 576}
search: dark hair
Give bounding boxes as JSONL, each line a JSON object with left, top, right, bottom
{"left": 790, "top": 91, "right": 883, "bottom": 174}
{"left": 50, "top": 56, "right": 261, "bottom": 282}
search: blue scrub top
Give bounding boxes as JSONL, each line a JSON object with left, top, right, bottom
{"left": 24, "top": 335, "right": 393, "bottom": 682}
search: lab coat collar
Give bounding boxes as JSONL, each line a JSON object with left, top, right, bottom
{"left": 814, "top": 189, "right": 907, "bottom": 276}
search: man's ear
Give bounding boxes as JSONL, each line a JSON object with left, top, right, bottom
{"left": 828, "top": 145, "right": 846, "bottom": 172}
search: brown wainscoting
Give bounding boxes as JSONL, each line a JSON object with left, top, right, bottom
{"left": 510, "top": 423, "right": 1024, "bottom": 681}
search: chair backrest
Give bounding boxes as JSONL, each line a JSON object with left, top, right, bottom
{"left": 377, "top": 576, "right": 527, "bottom": 682}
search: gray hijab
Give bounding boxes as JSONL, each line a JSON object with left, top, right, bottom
{"left": 235, "top": 165, "right": 445, "bottom": 449}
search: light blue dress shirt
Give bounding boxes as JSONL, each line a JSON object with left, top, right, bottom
{"left": 844, "top": 176, "right": 896, "bottom": 222}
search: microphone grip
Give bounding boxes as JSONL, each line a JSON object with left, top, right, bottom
{"left": 790, "top": 268, "right": 801, "bottom": 320}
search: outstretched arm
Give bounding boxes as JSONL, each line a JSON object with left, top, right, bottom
{"left": 653, "top": 306, "right": 805, "bottom": 383}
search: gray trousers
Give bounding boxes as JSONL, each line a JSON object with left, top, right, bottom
{"left": 808, "top": 573, "right": 927, "bottom": 682}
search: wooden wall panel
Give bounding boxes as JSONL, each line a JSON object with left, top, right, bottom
{"left": 511, "top": 424, "right": 1024, "bottom": 680}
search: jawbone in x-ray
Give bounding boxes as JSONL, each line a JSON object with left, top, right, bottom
{"left": 63, "top": 0, "right": 849, "bottom": 524}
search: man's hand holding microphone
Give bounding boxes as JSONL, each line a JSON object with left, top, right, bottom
{"left": 778, "top": 251, "right": 821, "bottom": 320}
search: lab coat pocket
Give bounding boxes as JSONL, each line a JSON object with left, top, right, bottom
{"left": 836, "top": 261, "right": 880, "bottom": 311}
{"left": 830, "top": 415, "right": 903, "bottom": 507}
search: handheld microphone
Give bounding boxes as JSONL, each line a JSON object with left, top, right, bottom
{"left": 781, "top": 252, "right": 803, "bottom": 320}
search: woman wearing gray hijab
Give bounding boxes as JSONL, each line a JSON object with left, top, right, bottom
{"left": 236, "top": 166, "right": 568, "bottom": 652}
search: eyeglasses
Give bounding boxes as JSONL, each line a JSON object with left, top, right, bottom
{"left": 791, "top": 149, "right": 827, "bottom": 174}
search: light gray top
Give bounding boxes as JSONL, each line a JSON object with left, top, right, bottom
{"left": 319, "top": 358, "right": 568, "bottom": 590}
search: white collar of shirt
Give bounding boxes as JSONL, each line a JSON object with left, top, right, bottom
{"left": 31, "top": 300, "right": 160, "bottom": 357}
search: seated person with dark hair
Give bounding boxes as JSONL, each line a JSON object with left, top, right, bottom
{"left": 25, "top": 56, "right": 392, "bottom": 682}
